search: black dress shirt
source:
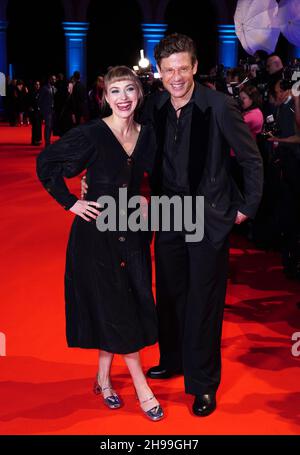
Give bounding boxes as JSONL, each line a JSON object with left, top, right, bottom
{"left": 162, "top": 98, "right": 194, "bottom": 195}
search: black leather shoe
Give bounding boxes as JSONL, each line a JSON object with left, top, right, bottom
{"left": 192, "top": 394, "right": 216, "bottom": 417}
{"left": 146, "top": 365, "right": 182, "bottom": 379}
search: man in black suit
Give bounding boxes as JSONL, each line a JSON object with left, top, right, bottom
{"left": 145, "top": 33, "right": 263, "bottom": 417}
{"left": 28, "top": 80, "right": 42, "bottom": 145}
{"left": 39, "top": 75, "right": 57, "bottom": 146}
{"left": 70, "top": 71, "right": 89, "bottom": 126}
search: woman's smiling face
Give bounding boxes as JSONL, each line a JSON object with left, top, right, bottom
{"left": 105, "top": 80, "right": 139, "bottom": 119}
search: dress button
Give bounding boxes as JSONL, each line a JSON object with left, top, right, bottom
{"left": 120, "top": 261, "right": 126, "bottom": 267}
{"left": 127, "top": 158, "right": 132, "bottom": 165}
{"left": 211, "top": 202, "right": 216, "bottom": 208}
{"left": 118, "top": 236, "right": 126, "bottom": 242}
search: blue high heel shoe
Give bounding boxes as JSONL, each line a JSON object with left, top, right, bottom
{"left": 140, "top": 395, "right": 164, "bottom": 421}
{"left": 135, "top": 390, "right": 164, "bottom": 421}
{"left": 93, "top": 378, "right": 122, "bottom": 409}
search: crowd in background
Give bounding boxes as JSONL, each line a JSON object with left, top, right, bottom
{"left": 3, "top": 71, "right": 105, "bottom": 144}
{"left": 2, "top": 51, "right": 300, "bottom": 282}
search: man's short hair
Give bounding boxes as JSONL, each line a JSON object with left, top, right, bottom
{"left": 154, "top": 33, "right": 197, "bottom": 67}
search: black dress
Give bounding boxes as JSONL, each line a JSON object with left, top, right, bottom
{"left": 36, "top": 119, "right": 158, "bottom": 354}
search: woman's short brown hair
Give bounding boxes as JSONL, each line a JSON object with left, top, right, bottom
{"left": 240, "top": 84, "right": 263, "bottom": 110}
{"left": 102, "top": 66, "right": 144, "bottom": 109}
{"left": 154, "top": 33, "right": 197, "bottom": 67}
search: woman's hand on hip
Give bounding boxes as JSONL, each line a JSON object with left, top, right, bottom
{"left": 69, "top": 200, "right": 101, "bottom": 222}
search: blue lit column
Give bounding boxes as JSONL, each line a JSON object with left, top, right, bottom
{"left": 0, "top": 21, "right": 8, "bottom": 115}
{"left": 62, "top": 22, "right": 89, "bottom": 83}
{"left": 141, "top": 24, "right": 168, "bottom": 70}
{"left": 217, "top": 24, "right": 238, "bottom": 68}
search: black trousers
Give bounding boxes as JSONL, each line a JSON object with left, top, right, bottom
{"left": 30, "top": 111, "right": 42, "bottom": 144}
{"left": 43, "top": 111, "right": 54, "bottom": 146}
{"left": 155, "top": 230, "right": 229, "bottom": 395}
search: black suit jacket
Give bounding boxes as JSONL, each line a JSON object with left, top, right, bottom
{"left": 39, "top": 84, "right": 57, "bottom": 117}
{"left": 142, "top": 82, "right": 264, "bottom": 244}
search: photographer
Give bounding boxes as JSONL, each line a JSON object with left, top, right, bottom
{"left": 197, "top": 65, "right": 229, "bottom": 94}
{"left": 246, "top": 50, "right": 269, "bottom": 86}
{"left": 268, "top": 109, "right": 300, "bottom": 144}
{"left": 267, "top": 80, "right": 300, "bottom": 279}
{"left": 266, "top": 54, "right": 284, "bottom": 83}
{"left": 239, "top": 85, "right": 264, "bottom": 138}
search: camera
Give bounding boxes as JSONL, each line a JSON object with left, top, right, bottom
{"left": 198, "top": 64, "right": 228, "bottom": 93}
{"left": 227, "top": 81, "right": 241, "bottom": 99}
{"left": 238, "top": 57, "right": 269, "bottom": 102}
{"left": 261, "top": 114, "right": 280, "bottom": 137}
{"left": 239, "top": 57, "right": 268, "bottom": 83}
{"left": 239, "top": 56, "right": 256, "bottom": 72}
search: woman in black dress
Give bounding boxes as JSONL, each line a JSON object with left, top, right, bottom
{"left": 36, "top": 66, "right": 163, "bottom": 421}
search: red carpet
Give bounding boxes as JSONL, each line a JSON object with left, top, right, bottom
{"left": 0, "top": 123, "right": 299, "bottom": 435}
